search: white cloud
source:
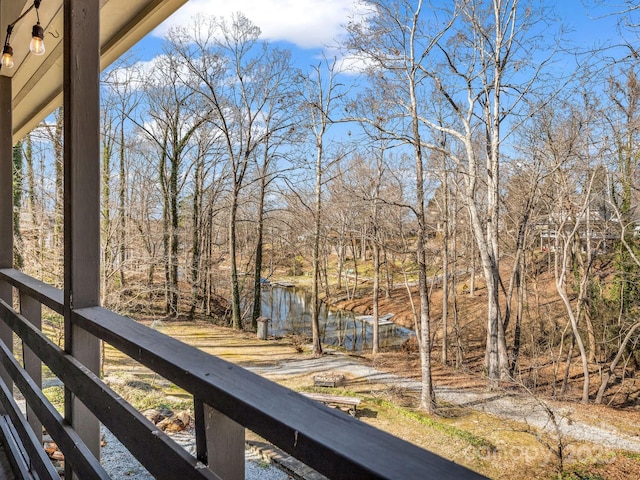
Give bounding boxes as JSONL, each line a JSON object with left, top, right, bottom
{"left": 153, "top": 0, "right": 370, "bottom": 49}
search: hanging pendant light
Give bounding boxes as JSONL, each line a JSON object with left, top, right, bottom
{"left": 1, "top": 45, "right": 14, "bottom": 69}
{"left": 30, "top": 0, "right": 45, "bottom": 55}
{"left": 30, "top": 22, "right": 45, "bottom": 55}
{"left": 1, "top": 23, "right": 14, "bottom": 69}
{"left": 0, "top": 1, "right": 46, "bottom": 70}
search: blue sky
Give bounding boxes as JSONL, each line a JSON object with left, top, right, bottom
{"left": 152, "top": 0, "right": 368, "bottom": 49}
{"left": 134, "top": 0, "right": 628, "bottom": 66}
{"left": 135, "top": 0, "right": 370, "bottom": 67}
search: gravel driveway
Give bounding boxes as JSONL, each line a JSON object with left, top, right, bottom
{"left": 247, "top": 351, "right": 640, "bottom": 453}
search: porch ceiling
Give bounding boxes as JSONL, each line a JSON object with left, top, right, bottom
{"left": 0, "top": 0, "right": 187, "bottom": 142}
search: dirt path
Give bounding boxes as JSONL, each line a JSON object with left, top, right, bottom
{"left": 246, "top": 350, "right": 640, "bottom": 454}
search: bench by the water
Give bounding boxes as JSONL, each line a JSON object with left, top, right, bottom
{"left": 302, "top": 393, "right": 361, "bottom": 416}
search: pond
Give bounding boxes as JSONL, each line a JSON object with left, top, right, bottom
{"left": 260, "top": 285, "right": 414, "bottom": 352}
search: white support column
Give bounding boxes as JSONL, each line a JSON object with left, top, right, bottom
{"left": 63, "top": 0, "right": 101, "bottom": 473}
{"left": 0, "top": 75, "right": 13, "bottom": 395}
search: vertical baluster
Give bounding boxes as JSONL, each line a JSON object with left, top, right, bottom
{"left": 195, "top": 398, "right": 245, "bottom": 480}
{"left": 19, "top": 293, "right": 42, "bottom": 446}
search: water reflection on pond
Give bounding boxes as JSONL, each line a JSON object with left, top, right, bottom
{"left": 261, "top": 285, "right": 414, "bottom": 352}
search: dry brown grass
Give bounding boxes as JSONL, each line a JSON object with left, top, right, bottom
{"left": 97, "top": 319, "right": 640, "bottom": 479}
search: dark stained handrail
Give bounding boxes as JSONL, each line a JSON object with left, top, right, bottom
{"left": 0, "top": 296, "right": 219, "bottom": 479}
{"left": 0, "top": 267, "right": 486, "bottom": 480}
{"left": 0, "top": 329, "right": 106, "bottom": 479}
{"left": 0, "top": 269, "right": 63, "bottom": 314}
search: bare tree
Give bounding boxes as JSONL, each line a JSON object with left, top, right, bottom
{"left": 172, "top": 14, "right": 292, "bottom": 329}
{"left": 186, "top": 129, "right": 227, "bottom": 318}
{"left": 296, "top": 57, "right": 349, "bottom": 356}
{"left": 39, "top": 108, "right": 64, "bottom": 285}
{"left": 501, "top": 101, "right": 568, "bottom": 372}
{"left": 329, "top": 150, "right": 393, "bottom": 354}
{"left": 595, "top": 320, "right": 640, "bottom": 403}
{"left": 592, "top": 66, "right": 640, "bottom": 403}
{"left": 247, "top": 48, "right": 299, "bottom": 329}
{"left": 552, "top": 177, "right": 595, "bottom": 404}
{"left": 422, "top": 0, "right": 560, "bottom": 386}
{"left": 346, "top": 88, "right": 401, "bottom": 354}
{"left": 12, "top": 142, "right": 24, "bottom": 270}
{"left": 132, "top": 49, "right": 209, "bottom": 317}
{"left": 101, "top": 57, "right": 144, "bottom": 296}
{"left": 100, "top": 93, "right": 115, "bottom": 299}
{"left": 345, "top": 0, "right": 460, "bottom": 412}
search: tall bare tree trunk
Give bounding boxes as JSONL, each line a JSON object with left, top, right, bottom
{"left": 311, "top": 145, "right": 323, "bottom": 356}
{"left": 441, "top": 169, "right": 450, "bottom": 365}
{"left": 190, "top": 161, "right": 203, "bottom": 319}
{"left": 230, "top": 186, "right": 242, "bottom": 329}
{"left": 251, "top": 171, "right": 267, "bottom": 329}
{"left": 101, "top": 118, "right": 113, "bottom": 302}
{"left": 54, "top": 108, "right": 64, "bottom": 285}
{"left": 555, "top": 226, "right": 591, "bottom": 403}
{"left": 372, "top": 223, "right": 380, "bottom": 355}
{"left": 12, "top": 143, "right": 23, "bottom": 270}
{"left": 169, "top": 149, "right": 179, "bottom": 317}
{"left": 411, "top": 88, "right": 434, "bottom": 413}
{"left": 371, "top": 149, "right": 384, "bottom": 355}
{"left": 118, "top": 117, "right": 127, "bottom": 289}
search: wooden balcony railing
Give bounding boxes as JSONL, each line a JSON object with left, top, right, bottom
{"left": 0, "top": 267, "right": 486, "bottom": 479}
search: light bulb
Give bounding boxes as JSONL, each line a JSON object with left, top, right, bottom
{"left": 30, "top": 23, "right": 45, "bottom": 56}
{"left": 1, "top": 45, "right": 13, "bottom": 69}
